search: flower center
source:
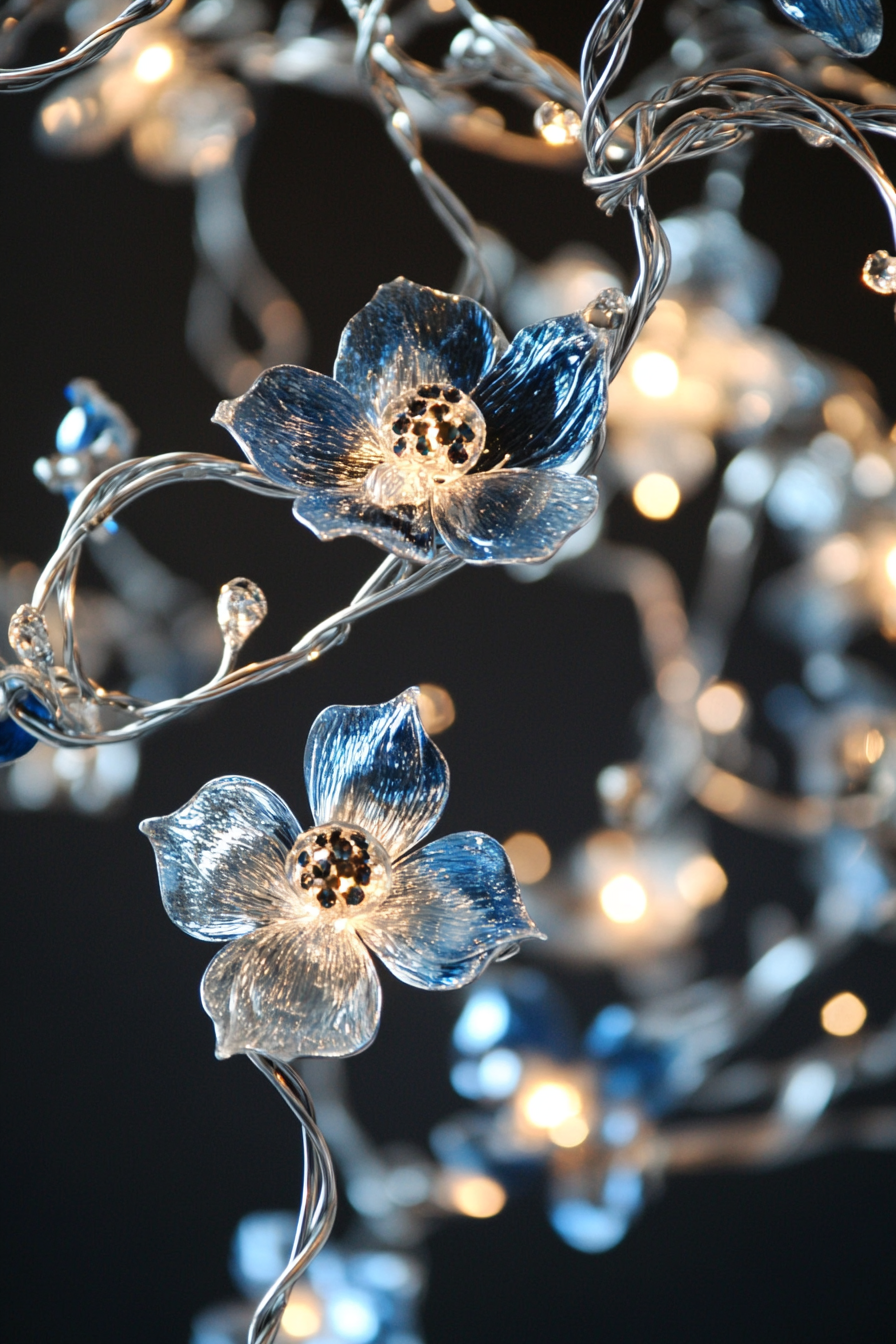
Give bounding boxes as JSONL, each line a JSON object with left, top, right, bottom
{"left": 286, "top": 823, "right": 390, "bottom": 920}
{"left": 366, "top": 384, "right": 486, "bottom": 506}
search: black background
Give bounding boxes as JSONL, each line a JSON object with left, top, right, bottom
{"left": 1, "top": 2, "right": 895, "bottom": 1341}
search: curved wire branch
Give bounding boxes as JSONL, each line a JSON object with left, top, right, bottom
{"left": 0, "top": 452, "right": 463, "bottom": 747}
{"left": 247, "top": 1054, "right": 337, "bottom": 1344}
{"left": 0, "top": 0, "right": 173, "bottom": 92}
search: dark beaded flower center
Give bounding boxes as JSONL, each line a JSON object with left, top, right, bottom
{"left": 286, "top": 823, "right": 391, "bottom": 917}
{"left": 366, "top": 384, "right": 486, "bottom": 508}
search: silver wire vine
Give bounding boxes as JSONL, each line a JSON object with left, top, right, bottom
{"left": 0, "top": 0, "right": 175, "bottom": 92}
{"left": 247, "top": 1054, "right": 337, "bottom": 1344}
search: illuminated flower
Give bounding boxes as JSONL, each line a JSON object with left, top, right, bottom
{"left": 214, "top": 278, "right": 605, "bottom": 563}
{"left": 141, "top": 689, "right": 543, "bottom": 1060}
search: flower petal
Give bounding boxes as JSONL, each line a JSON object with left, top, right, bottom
{"left": 432, "top": 469, "right": 598, "bottom": 564}
{"left": 358, "top": 832, "right": 544, "bottom": 990}
{"left": 292, "top": 483, "right": 436, "bottom": 562}
{"left": 333, "top": 278, "right": 508, "bottom": 420}
{"left": 140, "top": 777, "right": 300, "bottom": 941}
{"left": 0, "top": 694, "right": 52, "bottom": 764}
{"left": 201, "top": 921, "right": 381, "bottom": 1059}
{"left": 213, "top": 365, "right": 384, "bottom": 488}
{"left": 472, "top": 315, "right": 608, "bottom": 471}
{"left": 304, "top": 689, "right": 448, "bottom": 858}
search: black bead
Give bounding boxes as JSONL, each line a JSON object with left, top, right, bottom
{"left": 416, "top": 439, "right": 430, "bottom": 456}
{"left": 350, "top": 832, "right": 367, "bottom": 847}
{"left": 437, "top": 423, "right": 459, "bottom": 444}
{"left": 312, "top": 860, "right": 331, "bottom": 878}
{"left": 418, "top": 384, "right": 441, "bottom": 398}
{"left": 408, "top": 399, "right": 426, "bottom": 416}
{"left": 391, "top": 415, "right": 410, "bottom": 434}
{"left": 443, "top": 387, "right": 462, "bottom": 403}
{"left": 447, "top": 444, "right": 469, "bottom": 465}
{"left": 315, "top": 833, "right": 327, "bottom": 845}
{"left": 329, "top": 828, "right": 342, "bottom": 842}
{"left": 432, "top": 404, "right": 448, "bottom": 421}
{"left": 393, "top": 437, "right": 406, "bottom": 455}
{"left": 317, "top": 889, "right": 338, "bottom": 909}
{"left": 297, "top": 850, "right": 309, "bottom": 866}
{"left": 345, "top": 887, "right": 365, "bottom": 906}
{"left": 300, "top": 872, "right": 315, "bottom": 889}
{"left": 458, "top": 422, "right": 475, "bottom": 442}
{"left": 356, "top": 864, "right": 372, "bottom": 885}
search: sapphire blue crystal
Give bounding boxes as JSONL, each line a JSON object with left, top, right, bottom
{"left": 773, "top": 0, "right": 882, "bottom": 57}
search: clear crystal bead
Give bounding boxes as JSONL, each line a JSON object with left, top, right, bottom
{"left": 217, "top": 578, "right": 268, "bottom": 649}
{"left": 533, "top": 101, "right": 581, "bottom": 148}
{"left": 582, "top": 288, "right": 629, "bottom": 330}
{"left": 8, "top": 604, "right": 54, "bottom": 666}
{"left": 862, "top": 251, "right": 896, "bottom": 296}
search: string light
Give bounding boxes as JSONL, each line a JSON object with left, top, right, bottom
{"left": 821, "top": 993, "right": 868, "bottom": 1036}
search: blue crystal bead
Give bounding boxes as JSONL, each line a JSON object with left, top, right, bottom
{"left": 0, "top": 693, "right": 51, "bottom": 764}
{"left": 773, "top": 0, "right": 882, "bottom": 57}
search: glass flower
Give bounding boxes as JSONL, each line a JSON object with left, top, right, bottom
{"left": 140, "top": 689, "right": 543, "bottom": 1060}
{"left": 213, "top": 278, "right": 606, "bottom": 564}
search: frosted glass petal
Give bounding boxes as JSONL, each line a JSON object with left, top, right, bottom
{"left": 773, "top": 0, "right": 882, "bottom": 56}
{"left": 334, "top": 279, "right": 507, "bottom": 420}
{"left": 292, "top": 483, "right": 436, "bottom": 562}
{"left": 432, "top": 469, "right": 598, "bottom": 564}
{"left": 359, "top": 832, "right": 544, "bottom": 990}
{"left": 304, "top": 689, "right": 448, "bottom": 858}
{"left": 140, "top": 777, "right": 300, "bottom": 941}
{"left": 213, "top": 366, "right": 384, "bottom": 488}
{"left": 201, "top": 921, "right": 381, "bottom": 1059}
{"left": 473, "top": 315, "right": 608, "bottom": 471}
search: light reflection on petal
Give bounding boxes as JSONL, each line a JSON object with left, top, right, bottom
{"left": 140, "top": 777, "right": 300, "bottom": 940}
{"left": 334, "top": 278, "right": 507, "bottom": 420}
{"left": 213, "top": 365, "right": 384, "bottom": 488}
{"left": 201, "top": 921, "right": 381, "bottom": 1059}
{"left": 360, "top": 831, "right": 544, "bottom": 989}
{"left": 473, "top": 316, "right": 608, "bottom": 471}
{"left": 304, "top": 690, "right": 448, "bottom": 857}
{"left": 433, "top": 469, "right": 598, "bottom": 564}
{"left": 291, "top": 483, "right": 436, "bottom": 562}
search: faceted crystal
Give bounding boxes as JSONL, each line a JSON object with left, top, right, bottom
{"left": 8, "top": 604, "right": 53, "bottom": 666}
{"left": 217, "top": 577, "right": 268, "bottom": 649}
{"left": 583, "top": 288, "right": 630, "bottom": 330}
{"left": 862, "top": 251, "right": 896, "bottom": 296}
{"left": 533, "top": 101, "right": 581, "bottom": 148}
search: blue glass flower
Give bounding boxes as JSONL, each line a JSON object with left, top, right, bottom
{"left": 213, "top": 279, "right": 605, "bottom": 564}
{"left": 0, "top": 693, "right": 52, "bottom": 765}
{"left": 773, "top": 0, "right": 882, "bottom": 57}
{"left": 141, "top": 689, "right": 543, "bottom": 1060}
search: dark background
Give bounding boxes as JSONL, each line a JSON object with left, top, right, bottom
{"left": 1, "top": 2, "right": 895, "bottom": 1340}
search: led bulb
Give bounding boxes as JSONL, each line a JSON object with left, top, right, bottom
{"left": 599, "top": 874, "right": 648, "bottom": 923}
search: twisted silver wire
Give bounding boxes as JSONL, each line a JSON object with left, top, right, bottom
{"left": 247, "top": 1055, "right": 337, "bottom": 1344}
{"left": 0, "top": 0, "right": 173, "bottom": 92}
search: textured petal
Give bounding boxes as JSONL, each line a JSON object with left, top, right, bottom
{"left": 334, "top": 278, "right": 508, "bottom": 420}
{"left": 358, "top": 832, "right": 544, "bottom": 990}
{"left": 140, "top": 777, "right": 300, "bottom": 941}
{"left": 201, "top": 921, "right": 381, "bottom": 1059}
{"left": 432, "top": 469, "right": 598, "bottom": 565}
{"left": 213, "top": 365, "right": 384, "bottom": 488}
{"left": 773, "top": 0, "right": 881, "bottom": 57}
{"left": 472, "top": 316, "right": 608, "bottom": 471}
{"left": 304, "top": 689, "right": 448, "bottom": 859}
{"left": 291, "top": 482, "right": 436, "bottom": 562}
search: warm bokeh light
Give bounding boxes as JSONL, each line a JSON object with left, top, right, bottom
{"left": 675, "top": 853, "right": 728, "bottom": 908}
{"left": 820, "top": 991, "right": 867, "bottom": 1037}
{"left": 599, "top": 873, "right": 648, "bottom": 923}
{"left": 632, "top": 473, "right": 681, "bottom": 519}
{"left": 842, "top": 724, "right": 886, "bottom": 772}
{"left": 814, "top": 534, "right": 865, "bottom": 585}
{"left": 656, "top": 658, "right": 700, "bottom": 703}
{"left": 886, "top": 544, "right": 896, "bottom": 588}
{"left": 281, "top": 1291, "right": 324, "bottom": 1339}
{"left": 631, "top": 351, "right": 679, "bottom": 398}
{"left": 696, "top": 682, "right": 746, "bottom": 734}
{"left": 417, "top": 683, "right": 456, "bottom": 735}
{"left": 522, "top": 1081, "right": 583, "bottom": 1130}
{"left": 550, "top": 1114, "right": 590, "bottom": 1148}
{"left": 134, "top": 43, "right": 175, "bottom": 84}
{"left": 445, "top": 1172, "right": 506, "bottom": 1218}
{"left": 504, "top": 831, "right": 551, "bottom": 883}
{"left": 428, "top": 0, "right": 455, "bottom": 10}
